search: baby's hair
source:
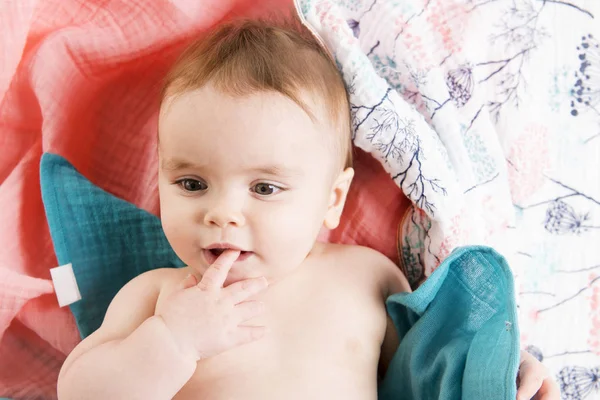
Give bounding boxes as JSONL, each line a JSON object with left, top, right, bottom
{"left": 161, "top": 15, "right": 353, "bottom": 169}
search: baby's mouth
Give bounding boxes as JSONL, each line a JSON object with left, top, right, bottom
{"left": 209, "top": 248, "right": 226, "bottom": 257}
{"left": 203, "top": 247, "right": 253, "bottom": 264}
{"left": 208, "top": 248, "right": 251, "bottom": 257}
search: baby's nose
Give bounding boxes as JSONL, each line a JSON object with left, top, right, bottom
{"left": 203, "top": 203, "right": 245, "bottom": 228}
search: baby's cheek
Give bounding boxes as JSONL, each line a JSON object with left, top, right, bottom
{"left": 162, "top": 216, "right": 194, "bottom": 262}
{"left": 266, "top": 211, "right": 320, "bottom": 261}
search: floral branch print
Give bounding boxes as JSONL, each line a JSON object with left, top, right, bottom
{"left": 556, "top": 365, "right": 600, "bottom": 400}
{"left": 350, "top": 88, "right": 392, "bottom": 138}
{"left": 463, "top": 104, "right": 485, "bottom": 134}
{"left": 489, "top": 0, "right": 550, "bottom": 48}
{"left": 535, "top": 0, "right": 594, "bottom": 18}
{"left": 347, "top": 18, "right": 360, "bottom": 38}
{"left": 509, "top": 178, "right": 600, "bottom": 214}
{"left": 401, "top": 239, "right": 421, "bottom": 285}
{"left": 519, "top": 290, "right": 556, "bottom": 297}
{"left": 411, "top": 208, "right": 441, "bottom": 269}
{"left": 462, "top": 0, "right": 593, "bottom": 123}
{"left": 346, "top": 72, "right": 357, "bottom": 97}
{"left": 480, "top": 45, "right": 536, "bottom": 122}
{"left": 555, "top": 264, "right": 600, "bottom": 274}
{"left": 366, "top": 110, "right": 418, "bottom": 163}
{"left": 367, "top": 40, "right": 380, "bottom": 57}
{"left": 546, "top": 350, "right": 592, "bottom": 359}
{"left": 470, "top": 0, "right": 549, "bottom": 121}
{"left": 466, "top": 0, "right": 593, "bottom": 123}
{"left": 401, "top": 208, "right": 441, "bottom": 288}
{"left": 429, "top": 98, "right": 452, "bottom": 119}
{"left": 401, "top": 66, "right": 445, "bottom": 117}
{"left": 391, "top": 140, "right": 447, "bottom": 216}
{"left": 350, "top": 87, "right": 446, "bottom": 216}
{"left": 409, "top": 67, "right": 429, "bottom": 88}
{"left": 544, "top": 200, "right": 599, "bottom": 235}
{"left": 537, "top": 275, "right": 600, "bottom": 314}
{"left": 570, "top": 33, "right": 600, "bottom": 142}
{"left": 570, "top": 34, "right": 599, "bottom": 117}
{"left": 464, "top": 172, "right": 499, "bottom": 193}
{"left": 446, "top": 66, "right": 474, "bottom": 107}
{"left": 358, "top": 0, "right": 378, "bottom": 20}
{"left": 465, "top": 0, "right": 503, "bottom": 14}
{"left": 477, "top": 46, "right": 537, "bottom": 85}
{"left": 423, "top": 212, "right": 441, "bottom": 266}
{"left": 548, "top": 178, "right": 600, "bottom": 207}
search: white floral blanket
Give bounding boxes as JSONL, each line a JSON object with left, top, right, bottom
{"left": 295, "top": 0, "right": 600, "bottom": 398}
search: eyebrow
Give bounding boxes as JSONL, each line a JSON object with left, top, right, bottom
{"left": 161, "top": 158, "right": 302, "bottom": 178}
{"left": 160, "top": 158, "right": 204, "bottom": 172}
{"left": 249, "top": 165, "right": 302, "bottom": 178}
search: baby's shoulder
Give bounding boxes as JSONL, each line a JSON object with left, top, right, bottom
{"left": 144, "top": 266, "right": 190, "bottom": 294}
{"left": 121, "top": 267, "right": 190, "bottom": 314}
{"left": 122, "top": 266, "right": 189, "bottom": 300}
{"left": 135, "top": 266, "right": 187, "bottom": 285}
{"left": 319, "top": 242, "right": 393, "bottom": 267}
{"left": 318, "top": 243, "right": 411, "bottom": 295}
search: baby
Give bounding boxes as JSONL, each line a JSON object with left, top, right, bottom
{"left": 57, "top": 17, "right": 558, "bottom": 400}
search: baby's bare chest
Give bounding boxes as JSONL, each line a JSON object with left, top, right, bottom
{"left": 171, "top": 274, "right": 386, "bottom": 399}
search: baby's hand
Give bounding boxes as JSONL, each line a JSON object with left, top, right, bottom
{"left": 516, "top": 350, "right": 560, "bottom": 400}
{"left": 156, "top": 250, "right": 268, "bottom": 362}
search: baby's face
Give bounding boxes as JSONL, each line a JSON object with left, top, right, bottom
{"left": 158, "top": 84, "right": 343, "bottom": 283}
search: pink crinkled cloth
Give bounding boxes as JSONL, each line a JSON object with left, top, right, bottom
{"left": 0, "top": 0, "right": 410, "bottom": 398}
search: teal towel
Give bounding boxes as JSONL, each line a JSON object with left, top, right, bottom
{"left": 41, "top": 153, "right": 519, "bottom": 399}
{"left": 380, "top": 246, "right": 519, "bottom": 400}
{"left": 40, "top": 153, "right": 184, "bottom": 338}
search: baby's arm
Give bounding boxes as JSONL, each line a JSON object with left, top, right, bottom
{"left": 57, "top": 268, "right": 196, "bottom": 400}
{"left": 58, "top": 250, "right": 268, "bottom": 400}
{"left": 377, "top": 253, "right": 412, "bottom": 376}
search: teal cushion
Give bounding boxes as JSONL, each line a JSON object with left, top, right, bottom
{"left": 40, "top": 153, "right": 184, "bottom": 338}
{"left": 40, "top": 153, "right": 519, "bottom": 399}
{"left": 379, "top": 246, "right": 519, "bottom": 400}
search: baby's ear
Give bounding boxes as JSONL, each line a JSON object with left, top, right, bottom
{"left": 324, "top": 168, "right": 354, "bottom": 229}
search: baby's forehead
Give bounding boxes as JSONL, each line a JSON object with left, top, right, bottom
{"left": 159, "top": 87, "right": 339, "bottom": 161}
{"left": 160, "top": 85, "right": 335, "bottom": 140}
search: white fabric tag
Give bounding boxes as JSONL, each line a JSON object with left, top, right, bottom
{"left": 50, "top": 263, "right": 81, "bottom": 307}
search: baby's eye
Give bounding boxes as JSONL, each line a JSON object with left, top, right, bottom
{"left": 178, "top": 179, "right": 207, "bottom": 192}
{"left": 252, "top": 183, "right": 281, "bottom": 196}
